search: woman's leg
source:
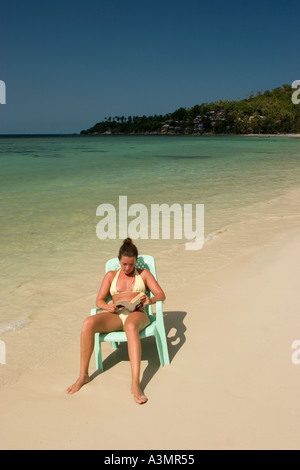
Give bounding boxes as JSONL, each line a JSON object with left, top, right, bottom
{"left": 67, "top": 312, "right": 123, "bottom": 394}
{"left": 124, "top": 311, "right": 150, "bottom": 404}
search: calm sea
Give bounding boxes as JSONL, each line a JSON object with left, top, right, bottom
{"left": 0, "top": 135, "right": 300, "bottom": 384}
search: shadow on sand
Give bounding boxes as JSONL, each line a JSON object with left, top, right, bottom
{"left": 90, "top": 310, "right": 187, "bottom": 390}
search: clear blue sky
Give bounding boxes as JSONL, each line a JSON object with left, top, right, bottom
{"left": 1, "top": 0, "right": 299, "bottom": 134}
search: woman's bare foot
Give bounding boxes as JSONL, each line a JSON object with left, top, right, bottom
{"left": 131, "top": 384, "right": 148, "bottom": 404}
{"left": 66, "top": 374, "right": 90, "bottom": 395}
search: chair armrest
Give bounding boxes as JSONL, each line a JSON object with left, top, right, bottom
{"left": 90, "top": 307, "right": 98, "bottom": 316}
{"left": 154, "top": 300, "right": 165, "bottom": 327}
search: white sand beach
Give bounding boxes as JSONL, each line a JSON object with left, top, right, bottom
{"left": 0, "top": 186, "right": 300, "bottom": 450}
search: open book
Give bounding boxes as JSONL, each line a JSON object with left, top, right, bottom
{"left": 116, "top": 292, "right": 146, "bottom": 312}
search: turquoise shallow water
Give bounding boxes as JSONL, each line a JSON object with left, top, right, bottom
{"left": 0, "top": 134, "right": 300, "bottom": 349}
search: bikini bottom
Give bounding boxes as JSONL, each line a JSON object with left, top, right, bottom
{"left": 117, "top": 307, "right": 147, "bottom": 329}
{"left": 96, "top": 306, "right": 148, "bottom": 330}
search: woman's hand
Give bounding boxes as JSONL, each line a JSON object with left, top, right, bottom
{"left": 139, "top": 294, "right": 152, "bottom": 306}
{"left": 106, "top": 303, "right": 119, "bottom": 313}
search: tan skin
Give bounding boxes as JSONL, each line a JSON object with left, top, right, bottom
{"left": 67, "top": 256, "right": 166, "bottom": 404}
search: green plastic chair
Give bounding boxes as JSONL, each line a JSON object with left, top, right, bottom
{"left": 90, "top": 254, "right": 170, "bottom": 371}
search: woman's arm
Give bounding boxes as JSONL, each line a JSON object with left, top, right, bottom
{"left": 141, "top": 270, "right": 166, "bottom": 306}
{"left": 96, "top": 272, "right": 118, "bottom": 312}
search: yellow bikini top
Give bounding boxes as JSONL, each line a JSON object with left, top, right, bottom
{"left": 110, "top": 268, "right": 146, "bottom": 296}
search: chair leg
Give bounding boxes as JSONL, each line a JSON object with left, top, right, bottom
{"left": 94, "top": 333, "right": 103, "bottom": 371}
{"left": 154, "top": 334, "right": 164, "bottom": 366}
{"left": 155, "top": 330, "right": 170, "bottom": 367}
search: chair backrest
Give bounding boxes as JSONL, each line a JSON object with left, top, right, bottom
{"left": 105, "top": 255, "right": 157, "bottom": 317}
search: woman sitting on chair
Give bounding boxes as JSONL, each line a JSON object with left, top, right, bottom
{"left": 67, "top": 238, "right": 166, "bottom": 404}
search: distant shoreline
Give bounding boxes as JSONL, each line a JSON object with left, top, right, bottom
{"left": 79, "top": 132, "right": 300, "bottom": 138}
{"left": 242, "top": 133, "right": 300, "bottom": 138}
{"left": 1, "top": 133, "right": 300, "bottom": 138}
{"left": 80, "top": 85, "right": 300, "bottom": 136}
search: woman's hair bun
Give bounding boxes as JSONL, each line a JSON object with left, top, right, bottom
{"left": 118, "top": 238, "right": 138, "bottom": 260}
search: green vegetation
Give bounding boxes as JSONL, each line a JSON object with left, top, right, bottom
{"left": 81, "top": 84, "right": 300, "bottom": 135}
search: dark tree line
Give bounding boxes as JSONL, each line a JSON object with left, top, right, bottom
{"left": 81, "top": 84, "right": 300, "bottom": 135}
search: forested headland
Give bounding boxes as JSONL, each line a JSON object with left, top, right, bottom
{"left": 81, "top": 84, "right": 300, "bottom": 136}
